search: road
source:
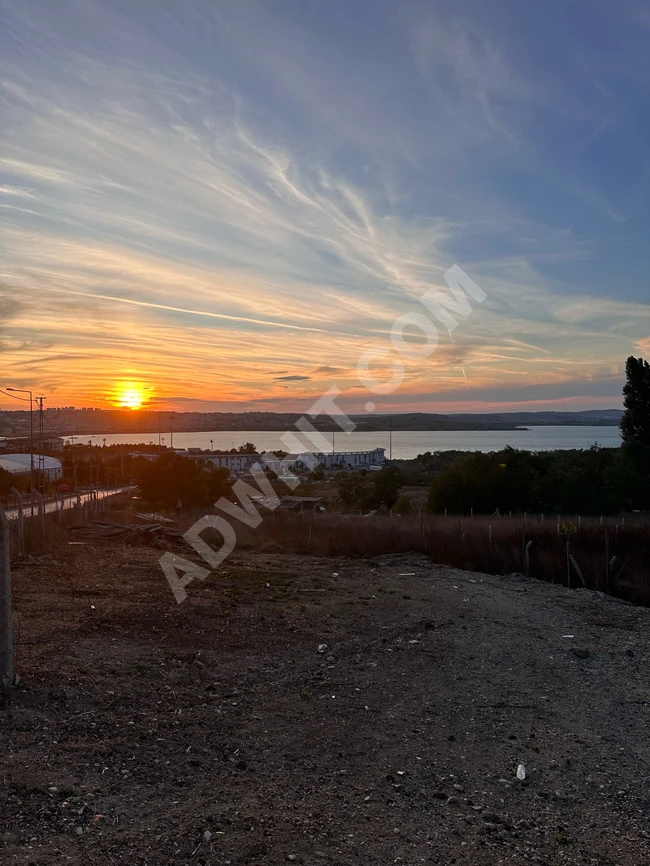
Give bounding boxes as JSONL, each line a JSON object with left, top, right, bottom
{"left": 4, "top": 486, "right": 133, "bottom": 520}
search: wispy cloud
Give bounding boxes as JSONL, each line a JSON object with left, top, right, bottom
{"left": 0, "top": 0, "right": 648, "bottom": 411}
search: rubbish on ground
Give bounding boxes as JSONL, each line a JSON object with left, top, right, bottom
{"left": 69, "top": 520, "right": 188, "bottom": 547}
{"left": 317, "top": 644, "right": 328, "bottom": 653}
{"left": 136, "top": 512, "right": 174, "bottom": 523}
{"left": 516, "top": 763, "right": 526, "bottom": 780}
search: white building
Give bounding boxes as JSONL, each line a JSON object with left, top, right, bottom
{"left": 0, "top": 454, "right": 63, "bottom": 481}
{"left": 259, "top": 448, "right": 386, "bottom": 475}
{"left": 195, "top": 448, "right": 386, "bottom": 475}
{"left": 135, "top": 448, "right": 387, "bottom": 476}
{"left": 202, "top": 453, "right": 259, "bottom": 473}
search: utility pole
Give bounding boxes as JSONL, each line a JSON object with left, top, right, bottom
{"left": 389, "top": 416, "right": 392, "bottom": 462}
{"left": 69, "top": 434, "right": 78, "bottom": 492}
{"left": 35, "top": 396, "right": 46, "bottom": 494}
{"left": 6, "top": 388, "right": 35, "bottom": 516}
{"left": 0, "top": 504, "right": 13, "bottom": 702}
{"left": 170, "top": 414, "right": 174, "bottom": 450}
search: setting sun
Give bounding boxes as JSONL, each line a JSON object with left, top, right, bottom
{"left": 114, "top": 383, "right": 148, "bottom": 410}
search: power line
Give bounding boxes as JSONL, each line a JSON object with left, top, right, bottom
{"left": 0, "top": 389, "right": 30, "bottom": 403}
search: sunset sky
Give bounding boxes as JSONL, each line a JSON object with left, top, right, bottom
{"left": 1, "top": 0, "right": 649, "bottom": 413}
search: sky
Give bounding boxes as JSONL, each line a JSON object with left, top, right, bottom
{"left": 1, "top": 0, "right": 649, "bottom": 414}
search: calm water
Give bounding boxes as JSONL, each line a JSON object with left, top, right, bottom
{"left": 66, "top": 425, "right": 622, "bottom": 459}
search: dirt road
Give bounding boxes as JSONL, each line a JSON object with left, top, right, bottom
{"left": 1, "top": 545, "right": 649, "bottom": 864}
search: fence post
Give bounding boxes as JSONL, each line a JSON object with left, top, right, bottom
{"left": 10, "top": 488, "right": 24, "bottom": 557}
{"left": 524, "top": 540, "right": 533, "bottom": 576}
{"left": 568, "top": 553, "right": 586, "bottom": 588}
{"left": 605, "top": 531, "right": 610, "bottom": 595}
{"left": 34, "top": 491, "right": 45, "bottom": 537}
{"left": 0, "top": 505, "right": 13, "bottom": 703}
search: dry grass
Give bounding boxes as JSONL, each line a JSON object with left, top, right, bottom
{"left": 234, "top": 511, "right": 650, "bottom": 606}
{"left": 8, "top": 500, "right": 649, "bottom": 608}
{"left": 5, "top": 492, "right": 131, "bottom": 558}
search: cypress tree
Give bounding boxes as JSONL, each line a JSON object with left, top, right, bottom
{"left": 621, "top": 356, "right": 650, "bottom": 471}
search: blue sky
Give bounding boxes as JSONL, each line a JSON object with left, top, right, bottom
{"left": 1, "top": 0, "right": 649, "bottom": 412}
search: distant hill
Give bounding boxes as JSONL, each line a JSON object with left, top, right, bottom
{"left": 0, "top": 407, "right": 624, "bottom": 435}
{"left": 350, "top": 409, "right": 623, "bottom": 431}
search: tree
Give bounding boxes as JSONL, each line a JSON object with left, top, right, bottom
{"left": 336, "top": 466, "right": 403, "bottom": 512}
{"left": 0, "top": 467, "right": 15, "bottom": 497}
{"left": 371, "top": 465, "right": 403, "bottom": 510}
{"left": 337, "top": 472, "right": 374, "bottom": 509}
{"left": 238, "top": 442, "right": 257, "bottom": 454}
{"left": 204, "top": 465, "right": 232, "bottom": 502}
{"left": 621, "top": 356, "right": 650, "bottom": 472}
{"left": 138, "top": 452, "right": 210, "bottom": 507}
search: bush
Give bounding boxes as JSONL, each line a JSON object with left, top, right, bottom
{"left": 337, "top": 466, "right": 403, "bottom": 512}
{"left": 394, "top": 494, "right": 412, "bottom": 515}
{"left": 136, "top": 453, "right": 230, "bottom": 508}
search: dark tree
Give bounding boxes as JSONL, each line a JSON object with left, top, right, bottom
{"left": 0, "top": 467, "right": 15, "bottom": 497}
{"left": 336, "top": 466, "right": 403, "bottom": 512}
{"left": 621, "top": 356, "right": 650, "bottom": 471}
{"left": 136, "top": 453, "right": 230, "bottom": 508}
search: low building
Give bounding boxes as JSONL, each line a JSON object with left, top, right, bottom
{"left": 43, "top": 437, "right": 65, "bottom": 452}
{"left": 262, "top": 448, "right": 386, "bottom": 475}
{"left": 279, "top": 496, "right": 323, "bottom": 512}
{"left": 133, "top": 448, "right": 386, "bottom": 476}
{"left": 0, "top": 454, "right": 63, "bottom": 481}
{"left": 202, "top": 452, "right": 260, "bottom": 473}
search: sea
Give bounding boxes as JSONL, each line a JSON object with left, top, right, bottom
{"left": 64, "top": 425, "right": 622, "bottom": 460}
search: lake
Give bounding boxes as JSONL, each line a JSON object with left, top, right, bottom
{"left": 66, "top": 425, "right": 622, "bottom": 459}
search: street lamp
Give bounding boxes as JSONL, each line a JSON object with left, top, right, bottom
{"left": 6, "top": 387, "right": 34, "bottom": 516}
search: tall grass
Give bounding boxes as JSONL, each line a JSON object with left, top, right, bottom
{"left": 236, "top": 511, "right": 650, "bottom": 607}
{"left": 9, "top": 500, "right": 649, "bottom": 608}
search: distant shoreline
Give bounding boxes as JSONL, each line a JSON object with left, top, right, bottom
{"left": 0, "top": 409, "right": 623, "bottom": 439}
{"left": 57, "top": 421, "right": 623, "bottom": 437}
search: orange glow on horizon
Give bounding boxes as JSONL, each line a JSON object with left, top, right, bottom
{"left": 112, "top": 382, "right": 149, "bottom": 410}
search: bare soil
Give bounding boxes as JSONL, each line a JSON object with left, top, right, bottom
{"left": 2, "top": 540, "right": 650, "bottom": 865}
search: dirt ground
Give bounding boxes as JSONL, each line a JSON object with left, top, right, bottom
{"left": 2, "top": 539, "right": 650, "bottom": 865}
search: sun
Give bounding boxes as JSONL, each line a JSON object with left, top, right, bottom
{"left": 114, "top": 382, "right": 148, "bottom": 410}
{"left": 120, "top": 388, "right": 144, "bottom": 409}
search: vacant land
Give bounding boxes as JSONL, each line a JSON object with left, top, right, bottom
{"left": 2, "top": 541, "right": 649, "bottom": 865}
